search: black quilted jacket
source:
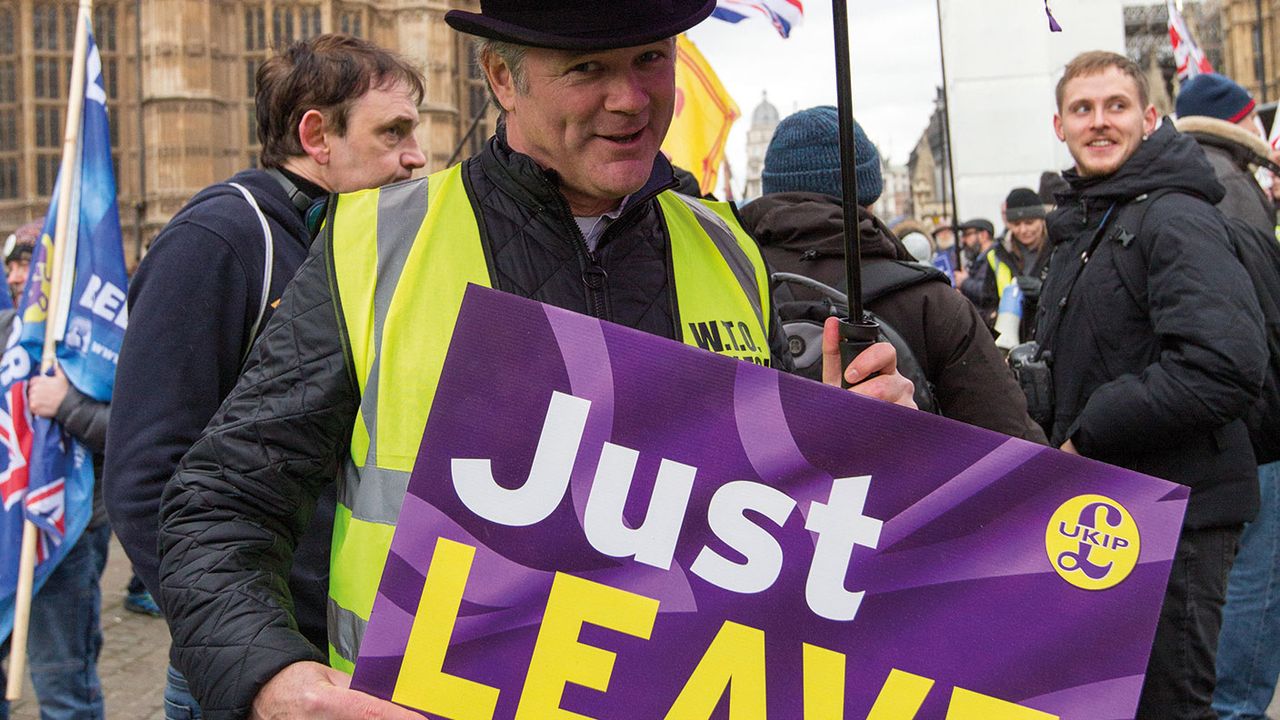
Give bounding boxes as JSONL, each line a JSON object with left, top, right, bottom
{"left": 157, "top": 135, "right": 789, "bottom": 718}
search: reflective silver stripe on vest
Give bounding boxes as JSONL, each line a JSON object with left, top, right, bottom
{"left": 670, "top": 194, "right": 764, "bottom": 328}
{"left": 338, "top": 456, "right": 412, "bottom": 525}
{"left": 333, "top": 180, "right": 432, "bottom": 667}
{"left": 357, "top": 180, "right": 430, "bottom": 463}
{"left": 328, "top": 598, "right": 368, "bottom": 666}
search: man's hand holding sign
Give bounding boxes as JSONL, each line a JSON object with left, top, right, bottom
{"left": 346, "top": 286, "right": 1182, "bottom": 719}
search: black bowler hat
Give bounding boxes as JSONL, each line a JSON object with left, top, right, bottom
{"left": 445, "top": 0, "right": 717, "bottom": 51}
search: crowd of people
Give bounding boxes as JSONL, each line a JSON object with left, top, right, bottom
{"left": 2, "top": 2, "right": 1279, "bottom": 719}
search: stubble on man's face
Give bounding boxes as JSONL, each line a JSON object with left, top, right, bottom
{"left": 492, "top": 40, "right": 677, "bottom": 216}
{"left": 1053, "top": 67, "right": 1157, "bottom": 178}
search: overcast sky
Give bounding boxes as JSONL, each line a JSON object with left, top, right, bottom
{"left": 685, "top": 0, "right": 943, "bottom": 196}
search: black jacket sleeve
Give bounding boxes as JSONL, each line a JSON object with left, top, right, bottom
{"left": 919, "top": 283, "right": 1047, "bottom": 443}
{"left": 767, "top": 304, "right": 793, "bottom": 372}
{"left": 1072, "top": 209, "right": 1267, "bottom": 455}
{"left": 959, "top": 251, "right": 996, "bottom": 315}
{"left": 158, "top": 239, "right": 358, "bottom": 720}
{"left": 56, "top": 385, "right": 108, "bottom": 454}
{"left": 103, "top": 220, "right": 254, "bottom": 599}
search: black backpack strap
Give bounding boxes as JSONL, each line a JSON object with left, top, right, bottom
{"left": 1108, "top": 189, "right": 1188, "bottom": 315}
{"left": 866, "top": 307, "right": 939, "bottom": 414}
{"left": 861, "top": 258, "right": 949, "bottom": 304}
{"left": 770, "top": 270, "right": 940, "bottom": 414}
{"left": 1113, "top": 188, "right": 1182, "bottom": 238}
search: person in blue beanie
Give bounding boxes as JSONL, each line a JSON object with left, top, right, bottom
{"left": 1176, "top": 73, "right": 1277, "bottom": 231}
{"left": 740, "top": 106, "right": 1045, "bottom": 442}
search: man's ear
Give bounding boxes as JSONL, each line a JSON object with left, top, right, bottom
{"left": 297, "top": 109, "right": 330, "bottom": 165}
{"left": 1052, "top": 113, "right": 1066, "bottom": 142}
{"left": 480, "top": 52, "right": 517, "bottom": 112}
{"left": 1143, "top": 104, "right": 1158, "bottom": 136}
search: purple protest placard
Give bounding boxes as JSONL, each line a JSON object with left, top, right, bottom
{"left": 351, "top": 285, "right": 1187, "bottom": 719}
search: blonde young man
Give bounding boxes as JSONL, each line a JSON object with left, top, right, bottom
{"left": 1039, "top": 51, "right": 1266, "bottom": 719}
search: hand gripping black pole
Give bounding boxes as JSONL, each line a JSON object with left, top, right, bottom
{"left": 831, "top": 0, "right": 879, "bottom": 387}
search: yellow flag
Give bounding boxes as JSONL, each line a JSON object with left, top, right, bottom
{"left": 663, "top": 34, "right": 740, "bottom": 196}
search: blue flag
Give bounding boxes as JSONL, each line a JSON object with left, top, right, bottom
{"left": 0, "top": 24, "right": 124, "bottom": 642}
{"left": 931, "top": 250, "right": 956, "bottom": 286}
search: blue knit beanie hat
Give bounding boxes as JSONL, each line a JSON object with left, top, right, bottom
{"left": 762, "top": 106, "right": 883, "bottom": 206}
{"left": 1176, "top": 73, "right": 1256, "bottom": 123}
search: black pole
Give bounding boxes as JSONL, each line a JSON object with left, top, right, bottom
{"left": 447, "top": 101, "right": 489, "bottom": 168}
{"left": 832, "top": 1, "right": 863, "bottom": 317}
{"left": 934, "top": 0, "right": 962, "bottom": 272}
{"left": 1257, "top": 0, "right": 1269, "bottom": 103}
{"left": 134, "top": 0, "right": 146, "bottom": 265}
{"left": 831, "top": 0, "right": 879, "bottom": 379}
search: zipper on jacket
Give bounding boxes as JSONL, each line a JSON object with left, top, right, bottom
{"left": 533, "top": 166, "right": 676, "bottom": 322}
{"left": 570, "top": 219, "right": 610, "bottom": 320}
{"left": 535, "top": 172, "right": 611, "bottom": 320}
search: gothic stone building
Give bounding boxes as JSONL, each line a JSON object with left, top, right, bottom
{"left": 0, "top": 0, "right": 488, "bottom": 269}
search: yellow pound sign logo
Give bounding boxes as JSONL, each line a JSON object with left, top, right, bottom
{"left": 1046, "top": 495, "right": 1140, "bottom": 591}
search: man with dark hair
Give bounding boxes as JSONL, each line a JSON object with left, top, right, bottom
{"left": 253, "top": 33, "right": 425, "bottom": 192}
{"left": 103, "top": 33, "right": 425, "bottom": 720}
{"left": 155, "top": 3, "right": 914, "bottom": 718}
{"left": 1040, "top": 50, "right": 1266, "bottom": 718}
{"left": 1038, "top": 170, "right": 1069, "bottom": 209}
{"left": 954, "top": 217, "right": 1016, "bottom": 335}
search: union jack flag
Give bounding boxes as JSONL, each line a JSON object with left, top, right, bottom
{"left": 0, "top": 381, "right": 31, "bottom": 512}
{"left": 0, "top": 17, "right": 120, "bottom": 644}
{"left": 25, "top": 479, "right": 67, "bottom": 563}
{"left": 22, "top": 412, "right": 82, "bottom": 564}
{"left": 0, "top": 340, "right": 89, "bottom": 591}
{"left": 1168, "top": 0, "right": 1213, "bottom": 80}
{"left": 712, "top": 0, "right": 804, "bottom": 39}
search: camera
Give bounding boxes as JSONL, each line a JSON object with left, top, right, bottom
{"left": 1008, "top": 341, "right": 1054, "bottom": 428}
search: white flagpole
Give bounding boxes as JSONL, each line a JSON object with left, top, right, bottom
{"left": 7, "top": 0, "right": 93, "bottom": 700}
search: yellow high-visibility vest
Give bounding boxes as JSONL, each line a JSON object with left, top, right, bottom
{"left": 987, "top": 247, "right": 1014, "bottom": 300}
{"left": 324, "top": 164, "right": 771, "bottom": 670}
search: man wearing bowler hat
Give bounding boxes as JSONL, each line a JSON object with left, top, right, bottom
{"left": 155, "top": 2, "right": 916, "bottom": 718}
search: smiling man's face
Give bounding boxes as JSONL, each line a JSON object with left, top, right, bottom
{"left": 1054, "top": 66, "right": 1158, "bottom": 178}
{"left": 486, "top": 39, "right": 676, "bottom": 216}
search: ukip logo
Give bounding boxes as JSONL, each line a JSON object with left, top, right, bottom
{"left": 1046, "top": 495, "right": 1141, "bottom": 591}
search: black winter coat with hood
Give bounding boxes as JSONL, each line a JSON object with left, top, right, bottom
{"left": 741, "top": 192, "right": 1046, "bottom": 442}
{"left": 1038, "top": 121, "right": 1266, "bottom": 528}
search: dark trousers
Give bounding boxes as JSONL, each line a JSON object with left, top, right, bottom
{"left": 1136, "top": 524, "right": 1243, "bottom": 720}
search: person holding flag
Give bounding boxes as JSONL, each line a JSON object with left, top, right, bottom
{"left": 4, "top": 328, "right": 112, "bottom": 720}
{"left": 0, "top": 5, "right": 128, "bottom": 717}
